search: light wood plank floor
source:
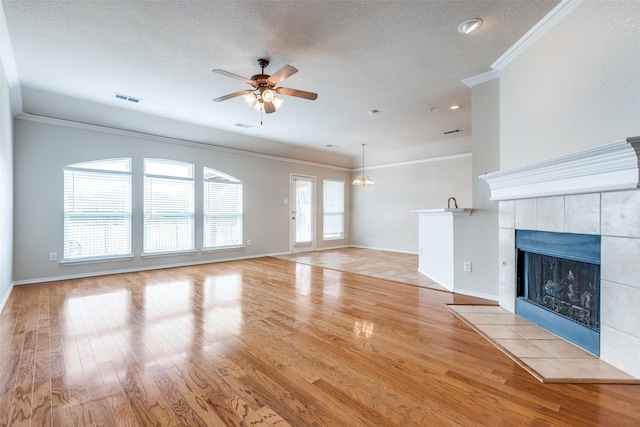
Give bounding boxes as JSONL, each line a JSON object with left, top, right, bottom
{"left": 2, "top": 257, "right": 640, "bottom": 426}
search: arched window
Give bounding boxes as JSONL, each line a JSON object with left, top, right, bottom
{"left": 203, "top": 167, "right": 243, "bottom": 249}
{"left": 63, "top": 158, "right": 132, "bottom": 260}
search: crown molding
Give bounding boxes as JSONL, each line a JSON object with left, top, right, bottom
{"left": 461, "top": 0, "right": 583, "bottom": 87}
{"left": 491, "top": 0, "right": 584, "bottom": 71}
{"left": 480, "top": 137, "right": 640, "bottom": 201}
{"left": 461, "top": 70, "right": 499, "bottom": 88}
{"left": 358, "top": 152, "right": 472, "bottom": 172}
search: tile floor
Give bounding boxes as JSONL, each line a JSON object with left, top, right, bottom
{"left": 275, "top": 247, "right": 448, "bottom": 291}
{"left": 275, "top": 247, "right": 639, "bottom": 383}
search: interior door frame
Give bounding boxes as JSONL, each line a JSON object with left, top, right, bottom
{"left": 290, "top": 174, "right": 316, "bottom": 253}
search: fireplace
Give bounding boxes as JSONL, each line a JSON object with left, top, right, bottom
{"left": 516, "top": 230, "right": 601, "bottom": 355}
{"left": 481, "top": 137, "right": 640, "bottom": 377}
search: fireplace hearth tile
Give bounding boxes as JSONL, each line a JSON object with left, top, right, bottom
{"left": 495, "top": 338, "right": 555, "bottom": 358}
{"left": 565, "top": 358, "right": 636, "bottom": 380}
{"left": 447, "top": 304, "right": 640, "bottom": 383}
{"left": 508, "top": 325, "right": 559, "bottom": 340}
{"left": 457, "top": 312, "right": 530, "bottom": 325}
{"left": 519, "top": 358, "right": 587, "bottom": 382}
{"left": 530, "top": 339, "right": 598, "bottom": 359}
{"left": 475, "top": 324, "right": 522, "bottom": 339}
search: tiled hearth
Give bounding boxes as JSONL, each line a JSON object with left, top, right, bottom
{"left": 482, "top": 137, "right": 640, "bottom": 378}
{"left": 447, "top": 305, "right": 637, "bottom": 383}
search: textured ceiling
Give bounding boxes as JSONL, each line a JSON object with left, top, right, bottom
{"left": 3, "top": 0, "right": 559, "bottom": 167}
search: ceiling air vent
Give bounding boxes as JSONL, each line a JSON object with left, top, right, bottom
{"left": 235, "top": 122, "right": 253, "bottom": 129}
{"left": 114, "top": 93, "right": 141, "bottom": 103}
{"left": 443, "top": 129, "right": 461, "bottom": 135}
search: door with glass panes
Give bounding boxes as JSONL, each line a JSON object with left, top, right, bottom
{"left": 290, "top": 175, "right": 315, "bottom": 253}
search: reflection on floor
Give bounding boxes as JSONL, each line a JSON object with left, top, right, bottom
{"left": 276, "top": 247, "right": 638, "bottom": 383}
{"left": 448, "top": 305, "right": 639, "bottom": 383}
{"left": 274, "top": 247, "right": 448, "bottom": 292}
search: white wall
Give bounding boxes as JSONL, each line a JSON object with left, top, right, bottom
{"left": 453, "top": 79, "right": 500, "bottom": 300}
{"left": 0, "top": 59, "right": 13, "bottom": 308}
{"left": 350, "top": 150, "right": 472, "bottom": 253}
{"left": 500, "top": 0, "right": 640, "bottom": 169}
{"left": 12, "top": 117, "right": 351, "bottom": 283}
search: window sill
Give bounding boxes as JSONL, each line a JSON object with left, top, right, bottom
{"left": 61, "top": 255, "right": 135, "bottom": 266}
{"left": 323, "top": 237, "right": 345, "bottom": 241}
{"left": 202, "top": 245, "right": 244, "bottom": 253}
{"left": 141, "top": 250, "right": 197, "bottom": 259}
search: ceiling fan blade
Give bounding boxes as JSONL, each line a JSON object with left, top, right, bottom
{"left": 213, "top": 89, "right": 254, "bottom": 102}
{"left": 267, "top": 65, "right": 298, "bottom": 86}
{"left": 264, "top": 101, "right": 276, "bottom": 114}
{"left": 276, "top": 87, "right": 318, "bottom": 101}
{"left": 212, "top": 69, "right": 256, "bottom": 86}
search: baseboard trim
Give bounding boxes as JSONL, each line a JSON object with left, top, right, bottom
{"left": 0, "top": 282, "right": 15, "bottom": 312}
{"left": 11, "top": 252, "right": 289, "bottom": 286}
{"left": 452, "top": 287, "right": 499, "bottom": 302}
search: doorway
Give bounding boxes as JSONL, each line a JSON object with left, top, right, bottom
{"left": 290, "top": 175, "right": 315, "bottom": 253}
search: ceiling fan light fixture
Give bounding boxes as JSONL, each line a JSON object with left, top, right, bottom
{"left": 243, "top": 92, "right": 257, "bottom": 106}
{"left": 458, "top": 18, "right": 483, "bottom": 34}
{"left": 253, "top": 99, "right": 265, "bottom": 113}
{"left": 272, "top": 97, "right": 284, "bottom": 110}
{"left": 262, "top": 89, "right": 276, "bottom": 103}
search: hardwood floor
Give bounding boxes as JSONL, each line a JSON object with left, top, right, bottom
{"left": 2, "top": 257, "right": 640, "bottom": 426}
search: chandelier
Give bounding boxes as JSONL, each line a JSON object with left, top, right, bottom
{"left": 352, "top": 143, "right": 374, "bottom": 186}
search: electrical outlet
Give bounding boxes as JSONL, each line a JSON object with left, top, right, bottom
{"left": 49, "top": 252, "right": 57, "bottom": 262}
{"left": 463, "top": 261, "right": 472, "bottom": 272}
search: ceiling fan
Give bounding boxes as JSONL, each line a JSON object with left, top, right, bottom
{"left": 212, "top": 58, "right": 318, "bottom": 114}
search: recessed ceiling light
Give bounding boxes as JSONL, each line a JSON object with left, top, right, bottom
{"left": 458, "top": 18, "right": 483, "bottom": 34}
{"left": 450, "top": 105, "right": 461, "bottom": 110}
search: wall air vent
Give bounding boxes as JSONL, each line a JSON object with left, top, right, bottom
{"left": 114, "top": 93, "right": 141, "bottom": 103}
{"left": 443, "top": 129, "right": 461, "bottom": 135}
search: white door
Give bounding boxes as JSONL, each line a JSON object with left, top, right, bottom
{"left": 290, "top": 175, "right": 315, "bottom": 253}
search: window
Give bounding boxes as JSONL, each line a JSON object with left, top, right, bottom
{"left": 323, "top": 179, "right": 345, "bottom": 239}
{"left": 63, "top": 158, "right": 132, "bottom": 261}
{"left": 203, "top": 167, "right": 243, "bottom": 249}
{"left": 144, "top": 159, "right": 194, "bottom": 254}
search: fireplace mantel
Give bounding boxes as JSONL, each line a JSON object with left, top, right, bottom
{"left": 481, "top": 137, "right": 640, "bottom": 201}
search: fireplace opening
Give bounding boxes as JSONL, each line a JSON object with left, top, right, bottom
{"left": 516, "top": 230, "right": 601, "bottom": 355}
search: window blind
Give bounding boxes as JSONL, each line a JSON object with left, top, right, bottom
{"left": 203, "top": 168, "right": 243, "bottom": 249}
{"left": 323, "top": 179, "right": 345, "bottom": 239}
{"left": 144, "top": 159, "right": 195, "bottom": 254}
{"left": 63, "top": 159, "right": 132, "bottom": 260}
